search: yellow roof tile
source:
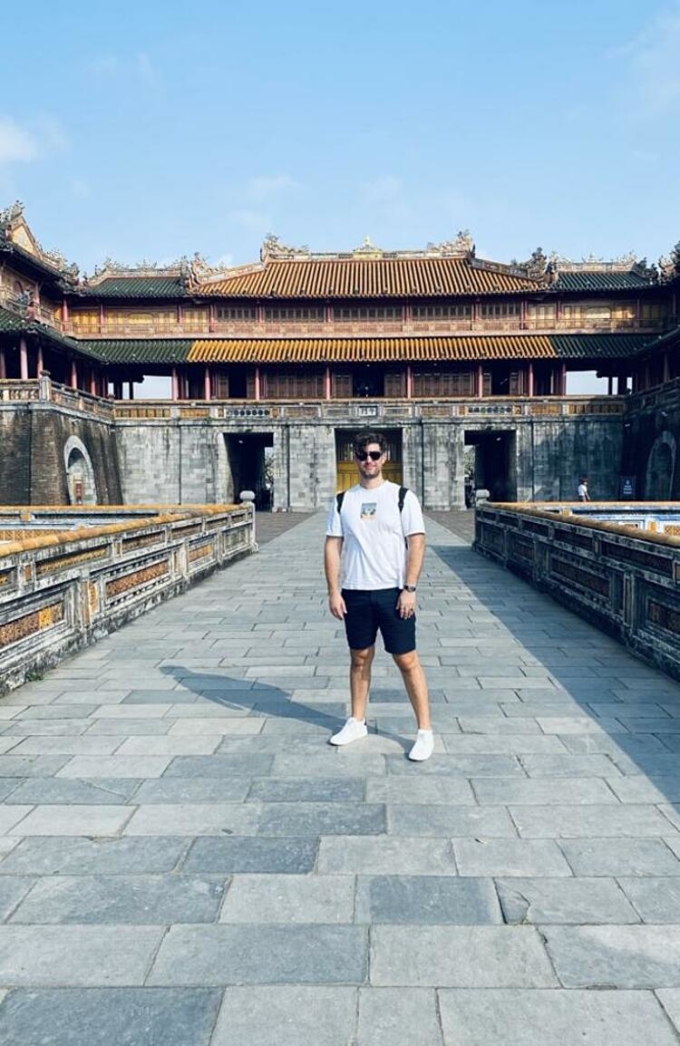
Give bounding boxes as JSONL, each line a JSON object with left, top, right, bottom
{"left": 196, "top": 257, "right": 541, "bottom": 298}
{"left": 188, "top": 336, "right": 558, "bottom": 363}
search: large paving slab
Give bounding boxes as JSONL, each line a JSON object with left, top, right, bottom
{"left": 1, "top": 510, "right": 680, "bottom": 1043}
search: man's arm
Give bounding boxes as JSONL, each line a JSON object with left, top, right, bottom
{"left": 397, "top": 532, "right": 425, "bottom": 618}
{"left": 324, "top": 536, "right": 346, "bottom": 619}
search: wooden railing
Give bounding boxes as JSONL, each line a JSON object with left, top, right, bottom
{"left": 0, "top": 380, "right": 627, "bottom": 421}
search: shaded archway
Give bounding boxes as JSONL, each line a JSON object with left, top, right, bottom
{"left": 645, "top": 433, "right": 676, "bottom": 501}
{"left": 64, "top": 436, "right": 98, "bottom": 505}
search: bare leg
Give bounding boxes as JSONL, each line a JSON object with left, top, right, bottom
{"left": 350, "top": 646, "right": 374, "bottom": 721}
{"left": 392, "top": 650, "right": 431, "bottom": 729}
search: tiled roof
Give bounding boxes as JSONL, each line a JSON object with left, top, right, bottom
{"left": 196, "top": 258, "right": 542, "bottom": 299}
{"left": 186, "top": 333, "right": 651, "bottom": 364}
{"left": 78, "top": 339, "right": 194, "bottom": 363}
{"left": 0, "top": 307, "right": 103, "bottom": 358}
{"left": 78, "top": 277, "right": 185, "bottom": 299}
{"left": 632, "top": 325, "right": 680, "bottom": 357}
{"left": 0, "top": 306, "right": 25, "bottom": 332}
{"left": 552, "top": 271, "right": 654, "bottom": 292}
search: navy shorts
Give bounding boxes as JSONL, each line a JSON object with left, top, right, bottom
{"left": 341, "top": 588, "right": 416, "bottom": 655}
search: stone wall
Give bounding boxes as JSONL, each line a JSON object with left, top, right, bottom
{"left": 0, "top": 389, "right": 628, "bottom": 512}
{"left": 0, "top": 505, "right": 254, "bottom": 692}
{"left": 621, "top": 381, "right": 680, "bottom": 500}
{"left": 474, "top": 502, "right": 680, "bottom": 681}
{"left": 0, "top": 403, "right": 122, "bottom": 505}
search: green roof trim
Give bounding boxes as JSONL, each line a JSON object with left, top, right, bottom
{"left": 549, "top": 333, "right": 655, "bottom": 358}
{"left": 551, "top": 271, "right": 653, "bottom": 292}
{"left": 78, "top": 339, "right": 194, "bottom": 363}
{"left": 632, "top": 325, "right": 680, "bottom": 357}
{"left": 79, "top": 276, "right": 185, "bottom": 299}
{"left": 0, "top": 307, "right": 105, "bottom": 358}
{"left": 0, "top": 306, "right": 25, "bottom": 332}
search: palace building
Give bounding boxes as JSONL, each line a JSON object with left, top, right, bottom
{"left": 1, "top": 202, "right": 679, "bottom": 509}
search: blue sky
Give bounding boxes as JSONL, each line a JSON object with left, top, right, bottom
{"left": 1, "top": 0, "right": 679, "bottom": 276}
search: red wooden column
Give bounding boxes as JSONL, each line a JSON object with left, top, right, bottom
{"left": 561, "top": 363, "right": 567, "bottom": 395}
{"left": 204, "top": 366, "right": 212, "bottom": 401}
{"left": 406, "top": 364, "right": 413, "bottom": 399}
{"left": 171, "top": 367, "right": 179, "bottom": 401}
{"left": 254, "top": 366, "right": 261, "bottom": 401}
{"left": 19, "top": 338, "right": 29, "bottom": 380}
{"left": 37, "top": 346, "right": 44, "bottom": 376}
{"left": 476, "top": 364, "right": 484, "bottom": 398}
{"left": 70, "top": 360, "right": 78, "bottom": 389}
{"left": 527, "top": 362, "right": 534, "bottom": 397}
{"left": 324, "top": 366, "right": 331, "bottom": 400}
{"left": 89, "top": 372, "right": 97, "bottom": 396}
{"left": 0, "top": 348, "right": 5, "bottom": 378}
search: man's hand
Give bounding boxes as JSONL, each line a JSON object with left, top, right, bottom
{"left": 328, "top": 592, "right": 347, "bottom": 620}
{"left": 396, "top": 589, "right": 416, "bottom": 619}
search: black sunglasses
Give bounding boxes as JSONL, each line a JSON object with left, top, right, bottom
{"left": 355, "top": 450, "right": 383, "bottom": 461}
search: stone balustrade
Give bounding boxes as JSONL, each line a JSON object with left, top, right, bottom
{"left": 474, "top": 502, "right": 680, "bottom": 681}
{"left": 0, "top": 504, "right": 255, "bottom": 693}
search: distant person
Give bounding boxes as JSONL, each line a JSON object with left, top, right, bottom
{"left": 324, "top": 430, "right": 434, "bottom": 761}
{"left": 577, "top": 477, "right": 590, "bottom": 502}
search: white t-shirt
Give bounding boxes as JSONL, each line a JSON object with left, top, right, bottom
{"left": 577, "top": 483, "right": 588, "bottom": 500}
{"left": 326, "top": 481, "right": 425, "bottom": 590}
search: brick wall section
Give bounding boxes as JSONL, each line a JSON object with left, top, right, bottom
{"left": 0, "top": 406, "right": 122, "bottom": 505}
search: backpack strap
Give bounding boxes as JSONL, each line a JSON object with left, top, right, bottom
{"left": 398, "top": 486, "right": 408, "bottom": 513}
{"left": 336, "top": 491, "right": 345, "bottom": 515}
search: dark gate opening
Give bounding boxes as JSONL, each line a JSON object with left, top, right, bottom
{"left": 465, "top": 429, "right": 517, "bottom": 502}
{"left": 224, "top": 432, "right": 274, "bottom": 510}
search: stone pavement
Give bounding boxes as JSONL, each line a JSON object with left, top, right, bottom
{"left": 1, "top": 513, "right": 680, "bottom": 1043}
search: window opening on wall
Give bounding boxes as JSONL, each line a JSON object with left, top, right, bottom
{"left": 334, "top": 306, "right": 402, "bottom": 322}
{"left": 217, "top": 306, "right": 257, "bottom": 321}
{"left": 264, "top": 306, "right": 325, "bottom": 322}
{"left": 412, "top": 304, "right": 472, "bottom": 319}
{"left": 480, "top": 302, "right": 520, "bottom": 319}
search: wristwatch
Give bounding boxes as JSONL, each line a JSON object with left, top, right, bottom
{"left": 403, "top": 584, "right": 417, "bottom": 593}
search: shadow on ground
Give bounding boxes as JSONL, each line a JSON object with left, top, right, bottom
{"left": 430, "top": 540, "right": 680, "bottom": 807}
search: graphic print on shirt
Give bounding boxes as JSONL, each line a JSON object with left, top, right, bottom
{"left": 361, "top": 503, "right": 377, "bottom": 520}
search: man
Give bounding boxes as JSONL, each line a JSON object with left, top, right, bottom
{"left": 324, "top": 431, "right": 434, "bottom": 761}
{"left": 577, "top": 476, "right": 590, "bottom": 502}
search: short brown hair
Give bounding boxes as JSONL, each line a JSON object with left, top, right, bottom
{"left": 353, "top": 431, "right": 387, "bottom": 457}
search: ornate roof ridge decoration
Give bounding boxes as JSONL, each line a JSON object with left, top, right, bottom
{"left": 260, "top": 234, "right": 311, "bottom": 261}
{"left": 85, "top": 258, "right": 185, "bottom": 282}
{"left": 0, "top": 201, "right": 79, "bottom": 284}
{"left": 548, "top": 250, "right": 646, "bottom": 273}
{"left": 658, "top": 241, "right": 680, "bottom": 284}
{"left": 258, "top": 230, "right": 481, "bottom": 263}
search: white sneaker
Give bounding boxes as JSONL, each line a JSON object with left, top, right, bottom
{"left": 409, "top": 729, "right": 434, "bottom": 762}
{"left": 330, "top": 717, "right": 368, "bottom": 746}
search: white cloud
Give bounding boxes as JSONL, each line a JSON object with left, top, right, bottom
{"left": 86, "top": 52, "right": 163, "bottom": 92}
{"left": 0, "top": 117, "right": 40, "bottom": 166}
{"left": 229, "top": 209, "right": 270, "bottom": 234}
{"left": 246, "top": 175, "right": 299, "bottom": 200}
{"left": 136, "top": 51, "right": 162, "bottom": 92}
{"left": 362, "top": 176, "right": 402, "bottom": 204}
{"left": 70, "top": 177, "right": 91, "bottom": 199}
{"left": 620, "top": 4, "right": 680, "bottom": 112}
